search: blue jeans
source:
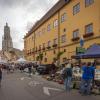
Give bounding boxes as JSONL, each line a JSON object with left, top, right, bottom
{"left": 64, "top": 77, "right": 72, "bottom": 91}
{"left": 80, "top": 79, "right": 92, "bottom": 95}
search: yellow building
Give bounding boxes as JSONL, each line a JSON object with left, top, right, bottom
{"left": 24, "top": 0, "right": 100, "bottom": 64}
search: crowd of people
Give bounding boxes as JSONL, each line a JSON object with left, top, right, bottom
{"left": 0, "top": 62, "right": 35, "bottom": 87}
{"left": 0, "top": 60, "right": 99, "bottom": 95}
{"left": 62, "top": 61, "right": 97, "bottom": 95}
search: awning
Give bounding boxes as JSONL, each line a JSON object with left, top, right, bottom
{"left": 72, "top": 44, "right": 100, "bottom": 59}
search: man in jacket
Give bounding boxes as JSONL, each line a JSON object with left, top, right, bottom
{"left": 63, "top": 61, "right": 73, "bottom": 92}
{"left": 81, "top": 62, "right": 95, "bottom": 95}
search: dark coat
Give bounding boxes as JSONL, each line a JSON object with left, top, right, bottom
{"left": 0, "top": 68, "right": 2, "bottom": 80}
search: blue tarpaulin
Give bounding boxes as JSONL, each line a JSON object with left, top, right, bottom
{"left": 73, "top": 44, "right": 100, "bottom": 59}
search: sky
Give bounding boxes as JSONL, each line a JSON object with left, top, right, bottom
{"left": 0, "top": 0, "right": 59, "bottom": 50}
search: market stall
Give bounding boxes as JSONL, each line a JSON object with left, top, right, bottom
{"left": 72, "top": 44, "right": 100, "bottom": 94}
{"left": 74, "top": 44, "right": 100, "bottom": 59}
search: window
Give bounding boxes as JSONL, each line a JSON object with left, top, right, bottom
{"left": 47, "top": 24, "right": 51, "bottom": 31}
{"left": 61, "top": 13, "right": 66, "bottom": 23}
{"left": 42, "top": 28, "right": 45, "bottom": 34}
{"left": 85, "top": 24, "right": 93, "bottom": 34}
{"left": 36, "top": 32, "right": 40, "bottom": 37}
{"left": 53, "top": 50, "right": 56, "bottom": 54}
{"left": 73, "top": 29, "right": 79, "bottom": 38}
{"left": 85, "top": 0, "right": 94, "bottom": 7}
{"left": 64, "top": 49, "right": 66, "bottom": 52}
{"left": 39, "top": 45, "right": 41, "bottom": 50}
{"left": 40, "top": 31, "right": 42, "bottom": 35}
{"left": 48, "top": 41, "right": 51, "bottom": 46}
{"left": 73, "top": 3, "right": 80, "bottom": 15}
{"left": 63, "top": 28, "right": 66, "bottom": 32}
{"left": 35, "top": 32, "right": 37, "bottom": 38}
{"left": 44, "top": 58, "right": 47, "bottom": 62}
{"left": 32, "top": 36, "right": 34, "bottom": 41}
{"left": 53, "top": 38, "right": 57, "bottom": 44}
{"left": 38, "top": 31, "right": 42, "bottom": 36}
{"left": 53, "top": 19, "right": 58, "bottom": 28}
{"left": 43, "top": 43, "right": 45, "bottom": 47}
{"left": 61, "top": 34, "right": 66, "bottom": 43}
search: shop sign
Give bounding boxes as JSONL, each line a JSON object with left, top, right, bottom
{"left": 76, "top": 47, "right": 86, "bottom": 54}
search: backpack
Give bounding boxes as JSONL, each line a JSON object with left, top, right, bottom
{"left": 62, "top": 68, "right": 72, "bottom": 79}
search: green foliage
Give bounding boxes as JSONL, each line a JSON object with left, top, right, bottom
{"left": 36, "top": 56, "right": 39, "bottom": 61}
{"left": 36, "top": 53, "right": 43, "bottom": 61}
{"left": 57, "top": 51, "right": 64, "bottom": 59}
{"left": 39, "top": 53, "right": 43, "bottom": 61}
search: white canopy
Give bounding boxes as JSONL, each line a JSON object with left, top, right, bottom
{"left": 17, "top": 58, "right": 27, "bottom": 63}
{"left": 0, "top": 59, "right": 7, "bottom": 64}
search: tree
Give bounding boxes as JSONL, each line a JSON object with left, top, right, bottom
{"left": 36, "top": 56, "right": 39, "bottom": 61}
{"left": 57, "top": 51, "right": 64, "bottom": 60}
{"left": 54, "top": 51, "right": 65, "bottom": 67}
{"left": 36, "top": 53, "right": 43, "bottom": 64}
{"left": 39, "top": 53, "right": 43, "bottom": 61}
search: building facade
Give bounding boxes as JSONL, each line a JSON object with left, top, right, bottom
{"left": 2, "top": 23, "right": 13, "bottom": 52}
{"left": 24, "top": 0, "right": 100, "bottom": 64}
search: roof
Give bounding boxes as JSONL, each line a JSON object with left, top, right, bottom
{"left": 24, "top": 0, "right": 71, "bottom": 39}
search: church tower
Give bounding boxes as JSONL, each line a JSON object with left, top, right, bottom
{"left": 2, "top": 23, "right": 13, "bottom": 52}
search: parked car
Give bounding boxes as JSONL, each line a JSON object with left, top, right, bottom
{"left": 36, "top": 64, "right": 52, "bottom": 75}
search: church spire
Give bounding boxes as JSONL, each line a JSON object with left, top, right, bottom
{"left": 6, "top": 22, "right": 8, "bottom": 26}
{"left": 2, "top": 23, "right": 13, "bottom": 52}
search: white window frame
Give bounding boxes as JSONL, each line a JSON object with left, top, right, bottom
{"left": 42, "top": 28, "right": 45, "bottom": 34}
{"left": 61, "top": 34, "right": 66, "bottom": 43}
{"left": 48, "top": 41, "right": 51, "bottom": 47}
{"left": 47, "top": 24, "right": 51, "bottom": 31}
{"left": 73, "top": 3, "right": 80, "bottom": 15}
{"left": 54, "top": 19, "right": 58, "bottom": 28}
{"left": 53, "top": 38, "right": 57, "bottom": 44}
{"left": 85, "top": 24, "right": 93, "bottom": 34}
{"left": 61, "top": 13, "right": 66, "bottom": 23}
{"left": 73, "top": 29, "right": 79, "bottom": 38}
{"left": 43, "top": 43, "right": 45, "bottom": 47}
{"left": 85, "top": 0, "right": 94, "bottom": 7}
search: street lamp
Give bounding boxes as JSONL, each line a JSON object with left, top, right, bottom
{"left": 80, "top": 36, "right": 84, "bottom": 47}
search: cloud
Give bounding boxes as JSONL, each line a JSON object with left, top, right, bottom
{"left": 0, "top": 0, "right": 32, "bottom": 8}
{"left": 0, "top": 0, "right": 59, "bottom": 50}
{"left": 26, "top": 22, "right": 33, "bottom": 31}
